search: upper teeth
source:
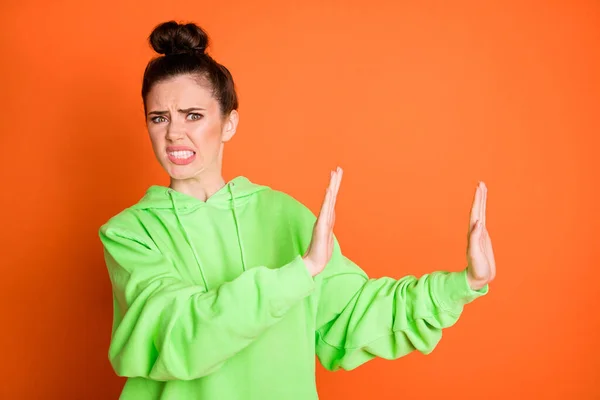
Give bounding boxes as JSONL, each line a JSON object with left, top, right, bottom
{"left": 169, "top": 150, "right": 194, "bottom": 159}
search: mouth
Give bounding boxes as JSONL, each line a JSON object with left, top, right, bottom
{"left": 168, "top": 150, "right": 195, "bottom": 159}
{"left": 166, "top": 147, "right": 196, "bottom": 165}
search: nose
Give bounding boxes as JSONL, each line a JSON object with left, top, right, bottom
{"left": 165, "top": 122, "right": 185, "bottom": 142}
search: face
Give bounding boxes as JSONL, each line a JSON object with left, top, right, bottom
{"left": 145, "top": 74, "right": 238, "bottom": 183}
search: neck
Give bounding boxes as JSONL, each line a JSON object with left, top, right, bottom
{"left": 169, "top": 173, "right": 227, "bottom": 202}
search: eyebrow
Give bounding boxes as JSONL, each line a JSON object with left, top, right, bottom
{"left": 147, "top": 107, "right": 206, "bottom": 116}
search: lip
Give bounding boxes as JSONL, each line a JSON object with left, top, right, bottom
{"left": 166, "top": 146, "right": 196, "bottom": 165}
{"left": 166, "top": 146, "right": 196, "bottom": 153}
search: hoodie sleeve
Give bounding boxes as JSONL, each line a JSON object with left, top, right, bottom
{"left": 314, "top": 240, "right": 488, "bottom": 371}
{"left": 99, "top": 224, "right": 315, "bottom": 381}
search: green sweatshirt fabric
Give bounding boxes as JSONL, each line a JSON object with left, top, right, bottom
{"left": 99, "top": 176, "right": 488, "bottom": 399}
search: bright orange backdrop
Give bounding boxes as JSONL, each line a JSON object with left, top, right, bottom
{"left": 1, "top": 1, "right": 598, "bottom": 399}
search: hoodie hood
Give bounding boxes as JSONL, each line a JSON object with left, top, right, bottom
{"left": 131, "top": 176, "right": 269, "bottom": 212}
{"left": 129, "top": 176, "right": 269, "bottom": 289}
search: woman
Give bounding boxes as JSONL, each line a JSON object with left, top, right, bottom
{"left": 99, "top": 20, "right": 495, "bottom": 400}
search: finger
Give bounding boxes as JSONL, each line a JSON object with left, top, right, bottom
{"left": 327, "top": 170, "right": 336, "bottom": 227}
{"left": 468, "top": 220, "right": 476, "bottom": 254}
{"left": 481, "top": 182, "right": 487, "bottom": 227}
{"left": 484, "top": 229, "right": 496, "bottom": 276}
{"left": 318, "top": 194, "right": 333, "bottom": 244}
{"left": 469, "top": 185, "right": 481, "bottom": 235}
{"left": 333, "top": 167, "right": 343, "bottom": 196}
{"left": 331, "top": 209, "right": 336, "bottom": 229}
{"left": 330, "top": 168, "right": 343, "bottom": 225}
{"left": 318, "top": 186, "right": 332, "bottom": 229}
{"left": 470, "top": 219, "right": 484, "bottom": 242}
{"left": 327, "top": 169, "right": 339, "bottom": 226}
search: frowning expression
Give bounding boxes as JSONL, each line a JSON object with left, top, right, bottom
{"left": 145, "top": 74, "right": 237, "bottom": 181}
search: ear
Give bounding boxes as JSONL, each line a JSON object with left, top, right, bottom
{"left": 221, "top": 110, "right": 239, "bottom": 142}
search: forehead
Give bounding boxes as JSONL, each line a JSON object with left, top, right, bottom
{"left": 146, "top": 74, "right": 216, "bottom": 110}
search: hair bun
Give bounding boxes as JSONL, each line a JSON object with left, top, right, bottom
{"left": 149, "top": 21, "right": 209, "bottom": 56}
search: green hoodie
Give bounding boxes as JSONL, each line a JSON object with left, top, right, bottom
{"left": 99, "top": 176, "right": 487, "bottom": 399}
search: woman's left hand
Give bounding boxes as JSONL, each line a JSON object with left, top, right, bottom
{"left": 466, "top": 181, "right": 496, "bottom": 290}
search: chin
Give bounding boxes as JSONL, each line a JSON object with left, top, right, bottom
{"left": 164, "top": 163, "right": 206, "bottom": 181}
{"left": 167, "top": 168, "right": 199, "bottom": 181}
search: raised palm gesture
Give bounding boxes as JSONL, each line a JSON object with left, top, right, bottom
{"left": 303, "top": 167, "right": 343, "bottom": 277}
{"left": 466, "top": 182, "right": 496, "bottom": 290}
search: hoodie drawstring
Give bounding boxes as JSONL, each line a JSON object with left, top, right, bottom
{"left": 228, "top": 182, "right": 248, "bottom": 272}
{"left": 168, "top": 189, "right": 209, "bottom": 289}
{"left": 167, "top": 182, "right": 248, "bottom": 290}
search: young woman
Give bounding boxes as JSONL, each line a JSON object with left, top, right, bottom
{"left": 99, "top": 20, "right": 496, "bottom": 400}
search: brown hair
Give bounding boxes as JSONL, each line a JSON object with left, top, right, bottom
{"left": 141, "top": 21, "right": 238, "bottom": 116}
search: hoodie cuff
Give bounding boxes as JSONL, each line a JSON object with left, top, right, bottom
{"left": 270, "top": 255, "right": 316, "bottom": 316}
{"left": 434, "top": 269, "right": 488, "bottom": 315}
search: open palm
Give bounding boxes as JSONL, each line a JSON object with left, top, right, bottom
{"left": 303, "top": 167, "right": 343, "bottom": 277}
{"left": 466, "top": 182, "right": 496, "bottom": 290}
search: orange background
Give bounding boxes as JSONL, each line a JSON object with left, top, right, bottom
{"left": 1, "top": 1, "right": 598, "bottom": 399}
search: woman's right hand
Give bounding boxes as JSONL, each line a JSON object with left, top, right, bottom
{"left": 303, "top": 167, "right": 343, "bottom": 277}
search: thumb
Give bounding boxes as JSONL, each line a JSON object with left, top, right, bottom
{"left": 470, "top": 220, "right": 483, "bottom": 242}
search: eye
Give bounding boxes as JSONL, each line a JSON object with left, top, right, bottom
{"left": 150, "top": 116, "right": 168, "bottom": 124}
{"left": 187, "top": 113, "right": 203, "bottom": 121}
